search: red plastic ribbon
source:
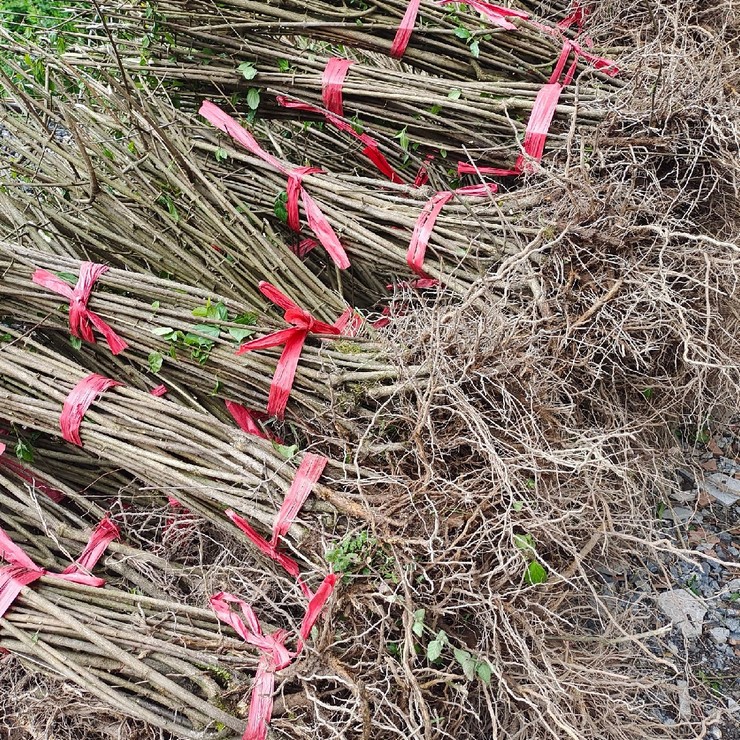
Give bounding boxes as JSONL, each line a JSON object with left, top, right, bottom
{"left": 226, "top": 453, "right": 328, "bottom": 598}
{"left": 200, "top": 101, "right": 349, "bottom": 269}
{"left": 0, "top": 447, "right": 65, "bottom": 503}
{"left": 322, "top": 58, "right": 354, "bottom": 117}
{"left": 150, "top": 384, "right": 168, "bottom": 397}
{"left": 390, "top": 0, "right": 422, "bottom": 58}
{"left": 558, "top": 0, "right": 587, "bottom": 30}
{"left": 32, "top": 264, "right": 128, "bottom": 355}
{"left": 437, "top": 0, "right": 528, "bottom": 29}
{"left": 277, "top": 64, "right": 404, "bottom": 185}
{"left": 333, "top": 306, "right": 363, "bottom": 337}
{"left": 407, "top": 183, "right": 497, "bottom": 277}
{"left": 61, "top": 517, "right": 120, "bottom": 579}
{"left": 0, "top": 517, "right": 117, "bottom": 618}
{"left": 211, "top": 574, "right": 336, "bottom": 740}
{"left": 60, "top": 374, "right": 122, "bottom": 447}
{"left": 235, "top": 283, "right": 341, "bottom": 419}
{"left": 225, "top": 400, "right": 270, "bottom": 440}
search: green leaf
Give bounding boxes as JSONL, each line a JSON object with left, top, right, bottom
{"left": 277, "top": 58, "right": 290, "bottom": 72}
{"left": 274, "top": 191, "right": 288, "bottom": 222}
{"left": 233, "top": 312, "right": 258, "bottom": 325}
{"left": 56, "top": 271, "right": 78, "bottom": 284}
{"left": 152, "top": 326, "right": 175, "bottom": 337}
{"left": 214, "top": 147, "right": 228, "bottom": 163}
{"left": 246, "top": 88, "right": 260, "bottom": 110}
{"left": 469, "top": 40, "right": 480, "bottom": 58}
{"left": 151, "top": 300, "right": 160, "bottom": 310}
{"left": 436, "top": 629, "right": 448, "bottom": 645}
{"left": 513, "top": 533, "right": 535, "bottom": 553}
{"left": 69, "top": 335, "right": 82, "bottom": 350}
{"left": 273, "top": 442, "right": 298, "bottom": 459}
{"left": 15, "top": 439, "right": 34, "bottom": 463}
{"left": 512, "top": 500, "right": 524, "bottom": 512}
{"left": 454, "top": 26, "right": 471, "bottom": 40}
{"left": 237, "top": 61, "right": 257, "bottom": 80}
{"left": 412, "top": 608, "right": 425, "bottom": 638}
{"left": 427, "top": 639, "right": 444, "bottom": 662}
{"left": 394, "top": 127, "right": 410, "bottom": 152}
{"left": 448, "top": 88, "right": 462, "bottom": 101}
{"left": 453, "top": 648, "right": 476, "bottom": 681}
{"left": 476, "top": 660, "right": 492, "bottom": 685}
{"left": 148, "top": 351, "right": 163, "bottom": 374}
{"left": 524, "top": 561, "right": 548, "bottom": 586}
{"left": 228, "top": 326, "right": 255, "bottom": 342}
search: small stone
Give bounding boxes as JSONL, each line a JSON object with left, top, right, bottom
{"left": 725, "top": 618, "right": 740, "bottom": 632}
{"left": 657, "top": 589, "right": 707, "bottom": 639}
{"left": 709, "top": 627, "right": 730, "bottom": 644}
{"left": 726, "top": 578, "right": 740, "bottom": 592}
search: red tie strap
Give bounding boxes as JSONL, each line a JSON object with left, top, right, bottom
{"left": 438, "top": 0, "right": 528, "bottom": 28}
{"left": 390, "top": 0, "right": 422, "bottom": 58}
{"left": 200, "top": 101, "right": 349, "bottom": 269}
{"left": 150, "top": 384, "right": 168, "bottom": 397}
{"left": 0, "top": 517, "right": 118, "bottom": 618}
{"left": 60, "top": 373, "right": 122, "bottom": 446}
{"left": 211, "top": 574, "right": 336, "bottom": 740}
{"left": 235, "top": 283, "right": 341, "bottom": 419}
{"left": 407, "top": 183, "right": 497, "bottom": 277}
{"left": 277, "top": 59, "right": 404, "bottom": 185}
{"left": 322, "top": 57, "right": 354, "bottom": 117}
{"left": 226, "top": 453, "right": 328, "bottom": 598}
{"left": 32, "top": 264, "right": 128, "bottom": 355}
{"left": 0, "top": 444, "right": 64, "bottom": 502}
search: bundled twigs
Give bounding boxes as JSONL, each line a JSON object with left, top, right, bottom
{"left": 0, "top": 332, "right": 369, "bottom": 543}
{"left": 195, "top": 110, "right": 547, "bottom": 296}
{"left": 0, "top": 244, "right": 419, "bottom": 431}
{"left": 0, "top": 54, "right": 346, "bottom": 320}
{"left": 0, "top": 577, "right": 255, "bottom": 738}
{"left": 149, "top": 0, "right": 619, "bottom": 84}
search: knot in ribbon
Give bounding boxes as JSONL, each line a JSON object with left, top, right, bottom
{"left": 32, "top": 264, "right": 128, "bottom": 355}
{"left": 199, "top": 101, "right": 350, "bottom": 269}
{"left": 235, "top": 282, "right": 341, "bottom": 419}
{"left": 60, "top": 373, "right": 122, "bottom": 447}
{"left": 0, "top": 517, "right": 119, "bottom": 619}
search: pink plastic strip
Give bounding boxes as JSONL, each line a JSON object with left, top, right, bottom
{"left": 235, "top": 282, "right": 340, "bottom": 419}
{"left": 32, "top": 264, "right": 129, "bottom": 355}
{"left": 0, "top": 518, "right": 115, "bottom": 617}
{"left": 225, "top": 400, "right": 269, "bottom": 439}
{"left": 225, "top": 509, "right": 304, "bottom": 587}
{"left": 61, "top": 517, "right": 119, "bottom": 578}
{"left": 437, "top": 0, "right": 528, "bottom": 29}
{"left": 333, "top": 307, "right": 362, "bottom": 336}
{"left": 272, "top": 454, "right": 328, "bottom": 542}
{"left": 322, "top": 58, "right": 354, "bottom": 116}
{"left": 276, "top": 96, "right": 404, "bottom": 184}
{"left": 210, "top": 592, "right": 292, "bottom": 668}
{"left": 297, "top": 573, "right": 337, "bottom": 650}
{"left": 150, "top": 384, "right": 168, "bottom": 397}
{"left": 0, "top": 453, "right": 65, "bottom": 503}
{"left": 200, "top": 101, "right": 350, "bottom": 269}
{"left": 406, "top": 182, "right": 497, "bottom": 276}
{"left": 60, "top": 374, "right": 122, "bottom": 447}
{"left": 390, "top": 0, "right": 422, "bottom": 58}
{"left": 245, "top": 654, "right": 277, "bottom": 740}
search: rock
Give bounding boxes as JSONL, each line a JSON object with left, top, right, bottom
{"left": 701, "top": 478, "right": 740, "bottom": 507}
{"left": 657, "top": 589, "right": 707, "bottom": 639}
{"left": 726, "top": 578, "right": 740, "bottom": 592}
{"left": 725, "top": 618, "right": 740, "bottom": 632}
{"left": 709, "top": 627, "right": 730, "bottom": 644}
{"left": 662, "top": 506, "right": 698, "bottom": 524}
